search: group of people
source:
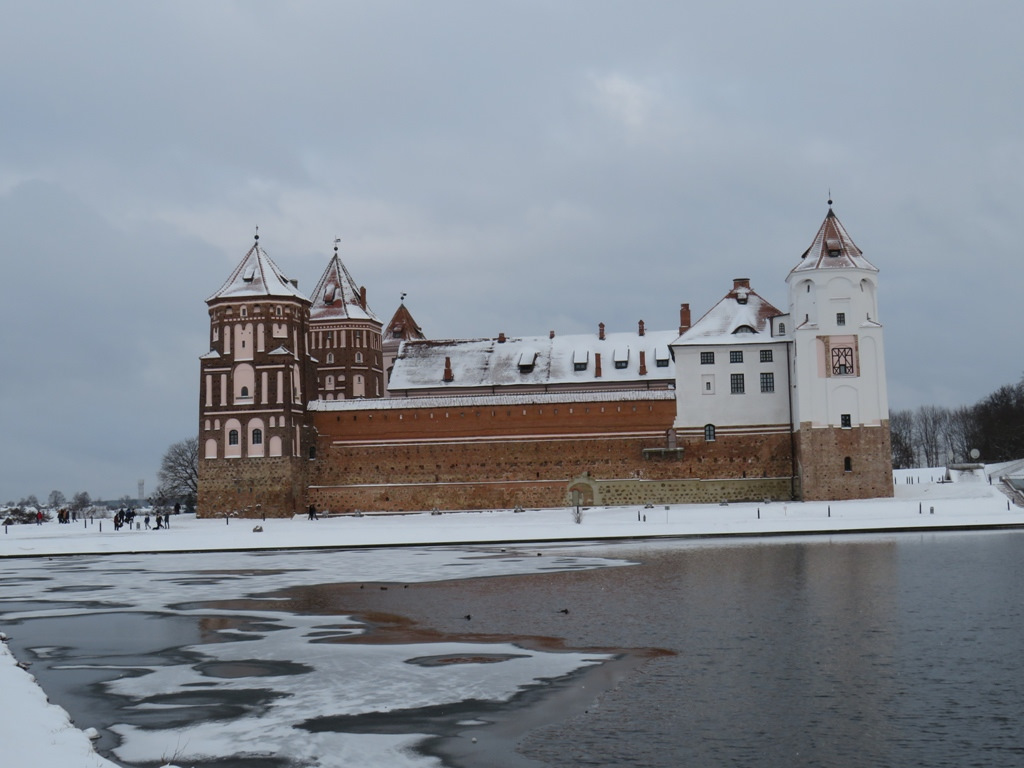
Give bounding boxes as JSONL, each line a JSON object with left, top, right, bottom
{"left": 54, "top": 508, "right": 78, "bottom": 524}
{"left": 113, "top": 508, "right": 171, "bottom": 531}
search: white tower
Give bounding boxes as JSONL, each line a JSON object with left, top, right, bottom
{"left": 787, "top": 205, "right": 892, "bottom": 500}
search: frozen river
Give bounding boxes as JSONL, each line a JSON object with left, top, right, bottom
{"left": 2, "top": 531, "right": 1024, "bottom": 767}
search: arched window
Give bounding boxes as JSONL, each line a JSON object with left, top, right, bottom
{"left": 240, "top": 386, "right": 249, "bottom": 398}
{"left": 704, "top": 424, "right": 716, "bottom": 442}
{"left": 326, "top": 353, "right": 335, "bottom": 364}
{"left": 844, "top": 456, "right": 852, "bottom": 473}
{"left": 252, "top": 428, "right": 263, "bottom": 445}
{"left": 228, "top": 429, "right": 239, "bottom": 446}
{"left": 355, "top": 351, "right": 364, "bottom": 364}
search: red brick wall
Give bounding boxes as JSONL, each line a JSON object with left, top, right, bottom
{"left": 794, "top": 422, "right": 893, "bottom": 501}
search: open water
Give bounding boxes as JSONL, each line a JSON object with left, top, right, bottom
{"left": 2, "top": 530, "right": 1023, "bottom": 767}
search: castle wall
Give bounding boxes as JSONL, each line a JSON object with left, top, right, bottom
{"left": 306, "top": 398, "right": 797, "bottom": 512}
{"left": 794, "top": 422, "right": 893, "bottom": 501}
{"left": 198, "top": 456, "right": 309, "bottom": 518}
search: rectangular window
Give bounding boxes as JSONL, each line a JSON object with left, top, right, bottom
{"left": 614, "top": 360, "right": 628, "bottom": 369}
{"left": 730, "top": 373, "right": 745, "bottom": 394}
{"left": 831, "top": 346, "right": 855, "bottom": 376}
{"left": 700, "top": 351, "right": 715, "bottom": 365}
{"left": 760, "top": 372, "right": 775, "bottom": 393}
{"left": 760, "top": 349, "right": 773, "bottom": 363}
{"left": 730, "top": 350, "right": 743, "bottom": 364}
{"left": 841, "top": 413, "right": 852, "bottom": 428}
{"left": 656, "top": 358, "right": 669, "bottom": 367}
{"left": 837, "top": 312, "right": 846, "bottom": 326}
{"left": 574, "top": 362, "right": 587, "bottom": 372}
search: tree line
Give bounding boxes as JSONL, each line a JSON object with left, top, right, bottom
{"left": 891, "top": 377, "right": 1024, "bottom": 468}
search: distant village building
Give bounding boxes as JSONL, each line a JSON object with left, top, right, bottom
{"left": 198, "top": 206, "right": 892, "bottom": 517}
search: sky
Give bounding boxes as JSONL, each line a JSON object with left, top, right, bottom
{"left": 1, "top": 1, "right": 1021, "bottom": 503}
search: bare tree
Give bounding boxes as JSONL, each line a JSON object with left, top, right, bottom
{"left": 914, "top": 405, "right": 949, "bottom": 467}
{"left": 157, "top": 437, "right": 199, "bottom": 504}
{"left": 48, "top": 490, "right": 66, "bottom": 509}
{"left": 71, "top": 491, "right": 91, "bottom": 511}
{"left": 890, "top": 409, "right": 916, "bottom": 468}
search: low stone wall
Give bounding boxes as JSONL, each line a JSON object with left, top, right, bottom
{"left": 571, "top": 475, "right": 795, "bottom": 507}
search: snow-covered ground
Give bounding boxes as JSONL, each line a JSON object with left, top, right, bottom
{"left": 1, "top": 465, "right": 1022, "bottom": 768}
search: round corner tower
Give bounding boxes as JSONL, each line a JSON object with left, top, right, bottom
{"left": 198, "top": 235, "right": 317, "bottom": 518}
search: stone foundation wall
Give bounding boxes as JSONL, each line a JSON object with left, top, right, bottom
{"left": 198, "top": 456, "right": 309, "bottom": 518}
{"left": 794, "top": 422, "right": 893, "bottom": 501}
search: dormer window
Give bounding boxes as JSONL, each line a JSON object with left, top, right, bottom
{"left": 613, "top": 348, "right": 629, "bottom": 369}
{"left": 572, "top": 348, "right": 588, "bottom": 372}
{"left": 518, "top": 350, "right": 538, "bottom": 373}
{"left": 826, "top": 238, "right": 842, "bottom": 257}
{"left": 243, "top": 266, "right": 256, "bottom": 282}
{"left": 733, "top": 325, "right": 755, "bottom": 334}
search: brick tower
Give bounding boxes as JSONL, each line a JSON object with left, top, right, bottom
{"left": 787, "top": 205, "right": 893, "bottom": 500}
{"left": 308, "top": 241, "right": 385, "bottom": 401}
{"left": 198, "top": 234, "right": 317, "bottom": 517}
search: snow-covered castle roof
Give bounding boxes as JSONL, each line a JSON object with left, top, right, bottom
{"left": 308, "top": 247, "right": 380, "bottom": 323}
{"left": 791, "top": 207, "right": 878, "bottom": 274}
{"left": 207, "top": 238, "right": 308, "bottom": 303}
{"left": 387, "top": 327, "right": 677, "bottom": 391}
{"left": 674, "top": 279, "right": 783, "bottom": 345}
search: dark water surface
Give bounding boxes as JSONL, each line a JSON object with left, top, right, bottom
{"left": 4, "top": 531, "right": 1024, "bottom": 767}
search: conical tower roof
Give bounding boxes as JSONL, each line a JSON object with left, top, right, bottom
{"left": 790, "top": 207, "right": 877, "bottom": 274}
{"left": 308, "top": 245, "right": 379, "bottom": 322}
{"left": 384, "top": 302, "right": 425, "bottom": 342}
{"left": 207, "top": 237, "right": 308, "bottom": 303}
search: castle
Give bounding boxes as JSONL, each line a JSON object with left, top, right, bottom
{"left": 198, "top": 206, "right": 893, "bottom": 517}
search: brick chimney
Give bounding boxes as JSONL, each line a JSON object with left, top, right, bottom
{"left": 638, "top": 319, "right": 645, "bottom": 337}
{"left": 733, "top": 278, "right": 750, "bottom": 290}
{"left": 599, "top": 322, "right": 605, "bottom": 341}
{"left": 639, "top": 350, "right": 647, "bottom": 376}
{"left": 594, "top": 352, "right": 602, "bottom": 378}
{"left": 679, "top": 303, "right": 691, "bottom": 335}
{"left": 359, "top": 286, "right": 367, "bottom": 310}
{"left": 498, "top": 332, "right": 506, "bottom": 343}
{"left": 443, "top": 356, "right": 454, "bottom": 382}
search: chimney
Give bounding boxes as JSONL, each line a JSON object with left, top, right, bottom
{"left": 498, "top": 332, "right": 506, "bottom": 343}
{"left": 733, "top": 278, "right": 750, "bottom": 290}
{"left": 638, "top": 319, "right": 645, "bottom": 337}
{"left": 599, "top": 322, "right": 605, "bottom": 341}
{"left": 679, "top": 303, "right": 691, "bottom": 335}
{"left": 549, "top": 330, "right": 555, "bottom": 339}
{"left": 639, "top": 350, "right": 647, "bottom": 376}
{"left": 359, "top": 286, "right": 367, "bottom": 310}
{"left": 594, "top": 352, "right": 602, "bottom": 378}
{"left": 443, "top": 356, "right": 454, "bottom": 383}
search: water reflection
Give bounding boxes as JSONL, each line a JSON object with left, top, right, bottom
{"left": 1, "top": 533, "right": 1023, "bottom": 767}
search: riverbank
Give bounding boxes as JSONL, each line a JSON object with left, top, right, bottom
{"left": 2, "top": 465, "right": 1021, "bottom": 767}
{"left": 2, "top": 469, "right": 1021, "bottom": 560}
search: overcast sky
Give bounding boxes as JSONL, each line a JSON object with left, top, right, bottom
{"left": 2, "top": 1, "right": 1021, "bottom": 503}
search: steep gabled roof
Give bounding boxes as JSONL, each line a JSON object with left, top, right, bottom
{"left": 308, "top": 249, "right": 379, "bottom": 323}
{"left": 791, "top": 207, "right": 878, "bottom": 274}
{"left": 207, "top": 238, "right": 308, "bottom": 303}
{"left": 384, "top": 303, "right": 426, "bottom": 342}
{"left": 675, "top": 279, "right": 782, "bottom": 345}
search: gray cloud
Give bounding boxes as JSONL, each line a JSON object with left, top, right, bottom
{"left": 1, "top": 1, "right": 1021, "bottom": 500}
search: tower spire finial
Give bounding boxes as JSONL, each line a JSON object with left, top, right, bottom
{"left": 254, "top": 225, "right": 259, "bottom": 242}
{"left": 827, "top": 189, "right": 833, "bottom": 208}
{"left": 334, "top": 236, "right": 340, "bottom": 255}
